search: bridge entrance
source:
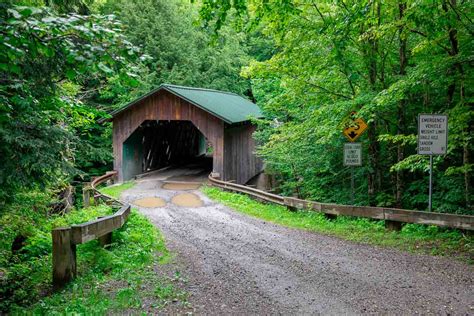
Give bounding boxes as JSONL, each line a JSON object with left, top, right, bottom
{"left": 122, "top": 120, "right": 212, "bottom": 180}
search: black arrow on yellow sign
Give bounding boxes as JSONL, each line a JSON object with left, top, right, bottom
{"left": 343, "top": 117, "right": 368, "bottom": 142}
{"left": 348, "top": 131, "right": 358, "bottom": 139}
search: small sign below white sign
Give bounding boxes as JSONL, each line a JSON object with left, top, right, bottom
{"left": 344, "top": 143, "right": 362, "bottom": 166}
{"left": 418, "top": 114, "right": 448, "bottom": 155}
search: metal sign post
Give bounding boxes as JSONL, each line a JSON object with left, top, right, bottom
{"left": 418, "top": 114, "right": 448, "bottom": 212}
{"left": 351, "top": 166, "right": 355, "bottom": 205}
{"left": 344, "top": 143, "right": 362, "bottom": 204}
{"left": 428, "top": 155, "right": 433, "bottom": 212}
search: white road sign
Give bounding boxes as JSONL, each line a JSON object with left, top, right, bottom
{"left": 418, "top": 114, "right": 448, "bottom": 155}
{"left": 344, "top": 143, "right": 362, "bottom": 166}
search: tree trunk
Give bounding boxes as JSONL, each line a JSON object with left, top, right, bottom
{"left": 367, "top": 124, "right": 378, "bottom": 206}
{"left": 444, "top": 0, "right": 457, "bottom": 106}
{"left": 443, "top": 0, "right": 470, "bottom": 208}
{"left": 366, "top": 1, "right": 381, "bottom": 206}
{"left": 396, "top": 1, "right": 407, "bottom": 208}
{"left": 464, "top": 144, "right": 471, "bottom": 209}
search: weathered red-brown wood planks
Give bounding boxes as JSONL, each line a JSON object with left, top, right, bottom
{"left": 113, "top": 91, "right": 225, "bottom": 181}
{"left": 224, "top": 124, "right": 264, "bottom": 184}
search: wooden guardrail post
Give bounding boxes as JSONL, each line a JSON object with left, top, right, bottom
{"left": 51, "top": 170, "right": 126, "bottom": 289}
{"left": 324, "top": 214, "right": 338, "bottom": 220}
{"left": 83, "top": 182, "right": 91, "bottom": 208}
{"left": 90, "top": 177, "right": 98, "bottom": 205}
{"left": 105, "top": 171, "right": 116, "bottom": 186}
{"left": 99, "top": 233, "right": 112, "bottom": 247}
{"left": 287, "top": 206, "right": 298, "bottom": 212}
{"left": 52, "top": 227, "right": 76, "bottom": 290}
{"left": 97, "top": 216, "right": 113, "bottom": 247}
{"left": 385, "top": 220, "right": 403, "bottom": 231}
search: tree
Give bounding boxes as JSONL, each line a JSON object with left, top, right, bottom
{"left": 101, "top": 0, "right": 251, "bottom": 96}
{"left": 0, "top": 4, "right": 142, "bottom": 203}
{"left": 198, "top": 0, "right": 473, "bottom": 213}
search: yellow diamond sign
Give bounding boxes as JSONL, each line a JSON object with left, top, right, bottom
{"left": 343, "top": 117, "right": 368, "bottom": 142}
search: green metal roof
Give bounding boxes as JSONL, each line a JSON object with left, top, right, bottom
{"left": 109, "top": 84, "right": 262, "bottom": 124}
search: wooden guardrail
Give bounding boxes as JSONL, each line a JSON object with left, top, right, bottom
{"left": 208, "top": 175, "right": 474, "bottom": 231}
{"left": 52, "top": 171, "right": 130, "bottom": 290}
{"left": 82, "top": 171, "right": 124, "bottom": 208}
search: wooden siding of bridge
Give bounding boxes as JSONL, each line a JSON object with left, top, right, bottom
{"left": 224, "top": 124, "right": 263, "bottom": 184}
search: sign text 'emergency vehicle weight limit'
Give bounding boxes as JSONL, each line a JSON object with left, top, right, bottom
{"left": 418, "top": 114, "right": 448, "bottom": 155}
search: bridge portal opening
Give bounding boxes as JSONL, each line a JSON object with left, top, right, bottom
{"left": 122, "top": 120, "right": 212, "bottom": 180}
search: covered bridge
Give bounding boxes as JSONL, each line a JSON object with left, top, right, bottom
{"left": 107, "top": 84, "right": 263, "bottom": 184}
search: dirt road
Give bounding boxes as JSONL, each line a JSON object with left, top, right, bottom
{"left": 121, "top": 168, "right": 473, "bottom": 314}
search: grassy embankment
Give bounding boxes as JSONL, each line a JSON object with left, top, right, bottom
{"left": 1, "top": 182, "right": 187, "bottom": 314}
{"left": 99, "top": 181, "right": 136, "bottom": 199}
{"left": 202, "top": 187, "right": 473, "bottom": 262}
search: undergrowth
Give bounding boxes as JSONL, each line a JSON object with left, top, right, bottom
{"left": 0, "top": 189, "right": 114, "bottom": 312}
{"left": 14, "top": 209, "right": 186, "bottom": 314}
{"left": 1, "top": 183, "right": 187, "bottom": 313}
{"left": 202, "top": 187, "right": 473, "bottom": 262}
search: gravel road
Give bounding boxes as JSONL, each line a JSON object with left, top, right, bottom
{"left": 121, "top": 169, "right": 473, "bottom": 315}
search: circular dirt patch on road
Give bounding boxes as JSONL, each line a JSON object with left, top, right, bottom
{"left": 171, "top": 193, "right": 203, "bottom": 207}
{"left": 133, "top": 197, "right": 166, "bottom": 208}
{"left": 162, "top": 182, "right": 201, "bottom": 191}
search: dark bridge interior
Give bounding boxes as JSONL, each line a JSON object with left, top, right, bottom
{"left": 122, "top": 120, "right": 212, "bottom": 180}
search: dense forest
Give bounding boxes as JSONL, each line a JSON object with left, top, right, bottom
{"left": 0, "top": 0, "right": 254, "bottom": 310}
{"left": 0, "top": 0, "right": 473, "bottom": 312}
{"left": 1, "top": 0, "right": 472, "bottom": 215}
{"left": 0, "top": 0, "right": 252, "bottom": 202}
{"left": 198, "top": 0, "right": 473, "bottom": 214}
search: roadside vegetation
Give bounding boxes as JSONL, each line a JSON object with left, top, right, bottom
{"left": 0, "top": 183, "right": 186, "bottom": 313}
{"left": 199, "top": 1, "right": 473, "bottom": 214}
{"left": 100, "top": 181, "right": 136, "bottom": 199}
{"left": 0, "top": 2, "right": 251, "bottom": 311}
{"left": 203, "top": 187, "right": 473, "bottom": 262}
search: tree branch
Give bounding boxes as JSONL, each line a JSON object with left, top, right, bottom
{"left": 306, "top": 81, "right": 353, "bottom": 100}
{"left": 311, "top": 0, "right": 327, "bottom": 25}
{"left": 409, "top": 29, "right": 451, "bottom": 53}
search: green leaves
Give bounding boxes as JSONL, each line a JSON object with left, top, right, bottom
{"left": 201, "top": 0, "right": 473, "bottom": 212}
{"left": 97, "top": 62, "right": 113, "bottom": 74}
{"left": 102, "top": 0, "right": 251, "bottom": 97}
{"left": 0, "top": 4, "right": 146, "bottom": 202}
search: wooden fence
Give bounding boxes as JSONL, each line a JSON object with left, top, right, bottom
{"left": 52, "top": 171, "right": 131, "bottom": 290}
{"left": 208, "top": 175, "right": 474, "bottom": 231}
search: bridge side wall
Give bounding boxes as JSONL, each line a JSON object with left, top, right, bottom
{"left": 224, "top": 124, "right": 263, "bottom": 184}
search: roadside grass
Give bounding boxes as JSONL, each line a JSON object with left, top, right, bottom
{"left": 15, "top": 209, "right": 187, "bottom": 314}
{"left": 0, "top": 198, "right": 113, "bottom": 312}
{"left": 2, "top": 182, "right": 187, "bottom": 313}
{"left": 99, "top": 181, "right": 135, "bottom": 199}
{"left": 202, "top": 187, "right": 473, "bottom": 262}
